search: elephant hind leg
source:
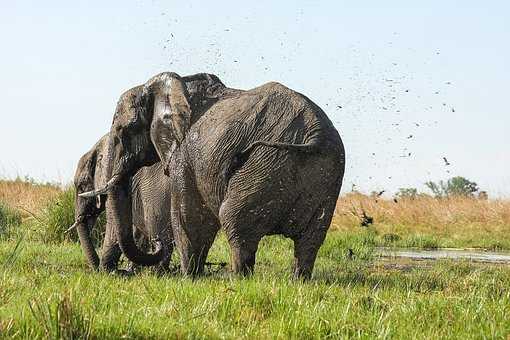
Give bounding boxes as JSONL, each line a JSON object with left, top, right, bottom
{"left": 219, "top": 198, "right": 270, "bottom": 276}
{"left": 292, "top": 198, "right": 336, "bottom": 280}
{"left": 227, "top": 234, "right": 261, "bottom": 276}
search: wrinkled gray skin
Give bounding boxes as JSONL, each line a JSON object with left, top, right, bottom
{"left": 72, "top": 134, "right": 172, "bottom": 271}
{"left": 81, "top": 72, "right": 345, "bottom": 279}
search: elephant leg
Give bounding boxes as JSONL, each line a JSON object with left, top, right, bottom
{"left": 292, "top": 199, "right": 336, "bottom": 280}
{"left": 219, "top": 198, "right": 271, "bottom": 276}
{"left": 227, "top": 234, "right": 261, "bottom": 276}
{"left": 177, "top": 233, "right": 215, "bottom": 276}
{"left": 173, "top": 218, "right": 218, "bottom": 276}
{"left": 171, "top": 181, "right": 219, "bottom": 276}
{"left": 99, "top": 223, "right": 122, "bottom": 272}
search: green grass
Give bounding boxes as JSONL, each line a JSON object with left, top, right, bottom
{"left": 4, "top": 188, "right": 106, "bottom": 246}
{"left": 1, "top": 231, "right": 510, "bottom": 339}
{"left": 0, "top": 201, "right": 22, "bottom": 240}
{"left": 343, "top": 227, "right": 510, "bottom": 251}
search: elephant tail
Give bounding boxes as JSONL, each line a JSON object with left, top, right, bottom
{"left": 223, "top": 139, "right": 321, "bottom": 182}
{"left": 241, "top": 140, "right": 320, "bottom": 155}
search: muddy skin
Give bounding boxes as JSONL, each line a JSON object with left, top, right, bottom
{"left": 72, "top": 135, "right": 172, "bottom": 272}
{"left": 87, "top": 72, "right": 345, "bottom": 280}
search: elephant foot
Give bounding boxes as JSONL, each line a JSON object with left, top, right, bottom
{"left": 230, "top": 246, "right": 257, "bottom": 276}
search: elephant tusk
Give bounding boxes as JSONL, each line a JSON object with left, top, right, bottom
{"left": 64, "top": 221, "right": 79, "bottom": 234}
{"left": 78, "top": 175, "right": 120, "bottom": 198}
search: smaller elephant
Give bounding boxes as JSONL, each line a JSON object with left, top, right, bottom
{"left": 71, "top": 134, "right": 173, "bottom": 272}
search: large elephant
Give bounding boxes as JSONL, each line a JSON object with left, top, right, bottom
{"left": 81, "top": 72, "right": 345, "bottom": 279}
{"left": 71, "top": 134, "right": 173, "bottom": 272}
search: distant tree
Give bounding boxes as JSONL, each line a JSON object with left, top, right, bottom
{"left": 395, "top": 188, "right": 418, "bottom": 200}
{"left": 425, "top": 181, "right": 445, "bottom": 198}
{"left": 425, "top": 176, "right": 479, "bottom": 198}
{"left": 446, "top": 176, "right": 479, "bottom": 196}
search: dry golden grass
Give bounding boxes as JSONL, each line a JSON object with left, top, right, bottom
{"left": 1, "top": 178, "right": 510, "bottom": 248}
{"left": 333, "top": 192, "right": 510, "bottom": 248}
{"left": 0, "top": 179, "right": 61, "bottom": 218}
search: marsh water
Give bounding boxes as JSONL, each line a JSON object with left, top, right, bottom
{"left": 377, "top": 247, "right": 510, "bottom": 263}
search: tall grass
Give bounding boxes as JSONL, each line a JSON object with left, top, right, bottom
{"left": 36, "top": 188, "right": 77, "bottom": 243}
{"left": 0, "top": 178, "right": 510, "bottom": 249}
{"left": 36, "top": 187, "right": 106, "bottom": 244}
{"left": 0, "top": 201, "right": 22, "bottom": 239}
{"left": 333, "top": 192, "right": 510, "bottom": 249}
{"left": 28, "top": 293, "right": 93, "bottom": 340}
{"left": 0, "top": 179, "right": 60, "bottom": 218}
{"left": 0, "top": 180, "right": 106, "bottom": 245}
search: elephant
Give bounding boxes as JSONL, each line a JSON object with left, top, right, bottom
{"left": 71, "top": 134, "right": 173, "bottom": 272}
{"left": 80, "top": 72, "right": 345, "bottom": 279}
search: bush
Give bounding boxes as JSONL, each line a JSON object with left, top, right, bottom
{"left": 0, "top": 201, "right": 22, "bottom": 240}
{"left": 395, "top": 188, "right": 418, "bottom": 200}
{"left": 37, "top": 188, "right": 106, "bottom": 244}
{"left": 403, "top": 234, "right": 439, "bottom": 249}
{"left": 38, "top": 188, "right": 76, "bottom": 243}
{"left": 425, "top": 176, "right": 479, "bottom": 198}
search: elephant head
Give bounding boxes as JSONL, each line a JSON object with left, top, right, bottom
{"left": 79, "top": 72, "right": 225, "bottom": 266}
{"left": 71, "top": 134, "right": 109, "bottom": 270}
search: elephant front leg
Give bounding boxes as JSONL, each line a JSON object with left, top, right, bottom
{"left": 171, "top": 187, "right": 219, "bottom": 277}
{"left": 173, "top": 221, "right": 218, "bottom": 276}
{"left": 99, "top": 223, "right": 122, "bottom": 272}
{"left": 227, "top": 237, "right": 260, "bottom": 276}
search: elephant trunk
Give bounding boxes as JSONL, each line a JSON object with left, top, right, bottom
{"left": 75, "top": 217, "right": 100, "bottom": 270}
{"left": 107, "top": 179, "right": 164, "bottom": 266}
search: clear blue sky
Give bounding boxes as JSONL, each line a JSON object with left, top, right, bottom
{"left": 1, "top": 1, "right": 509, "bottom": 197}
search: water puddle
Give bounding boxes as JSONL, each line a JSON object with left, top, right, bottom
{"left": 376, "top": 247, "right": 510, "bottom": 263}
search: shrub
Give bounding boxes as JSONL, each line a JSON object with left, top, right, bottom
{"left": 425, "top": 176, "right": 479, "bottom": 198}
{"left": 38, "top": 188, "right": 76, "bottom": 243}
{"left": 382, "top": 233, "right": 401, "bottom": 244}
{"left": 0, "top": 201, "right": 22, "bottom": 240}
{"left": 37, "top": 188, "right": 106, "bottom": 244}
{"left": 395, "top": 188, "right": 418, "bottom": 200}
{"left": 403, "top": 234, "right": 439, "bottom": 249}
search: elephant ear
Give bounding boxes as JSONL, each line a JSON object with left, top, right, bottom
{"left": 92, "top": 135, "right": 111, "bottom": 208}
{"left": 146, "top": 73, "right": 191, "bottom": 165}
{"left": 168, "top": 77, "right": 191, "bottom": 143}
{"left": 92, "top": 135, "right": 110, "bottom": 190}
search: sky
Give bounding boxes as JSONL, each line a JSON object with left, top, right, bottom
{"left": 1, "top": 1, "right": 509, "bottom": 197}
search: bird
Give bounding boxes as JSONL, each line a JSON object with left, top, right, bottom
{"left": 443, "top": 157, "right": 450, "bottom": 166}
{"left": 347, "top": 248, "right": 354, "bottom": 260}
{"left": 360, "top": 211, "right": 374, "bottom": 227}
